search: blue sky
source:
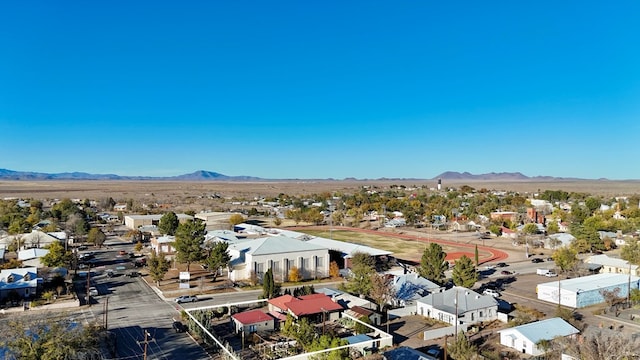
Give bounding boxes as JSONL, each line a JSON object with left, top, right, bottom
{"left": 1, "top": 1, "right": 639, "bottom": 180}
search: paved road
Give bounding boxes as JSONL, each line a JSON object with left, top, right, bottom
{"left": 76, "top": 245, "right": 210, "bottom": 360}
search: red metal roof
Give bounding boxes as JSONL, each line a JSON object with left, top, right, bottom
{"left": 268, "top": 294, "right": 296, "bottom": 311}
{"left": 231, "top": 309, "right": 274, "bottom": 325}
{"left": 285, "top": 295, "right": 344, "bottom": 317}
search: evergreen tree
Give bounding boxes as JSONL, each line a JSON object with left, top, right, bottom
{"left": 174, "top": 219, "right": 206, "bottom": 272}
{"left": 417, "top": 243, "right": 448, "bottom": 284}
{"left": 148, "top": 251, "right": 170, "bottom": 286}
{"left": 204, "top": 241, "right": 231, "bottom": 282}
{"left": 158, "top": 212, "right": 179, "bottom": 236}
{"left": 451, "top": 255, "right": 477, "bottom": 288}
{"left": 474, "top": 244, "right": 479, "bottom": 266}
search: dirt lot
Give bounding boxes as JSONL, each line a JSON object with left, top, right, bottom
{"left": 1, "top": 179, "right": 639, "bottom": 206}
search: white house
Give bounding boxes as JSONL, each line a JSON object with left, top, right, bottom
{"left": 151, "top": 235, "right": 176, "bottom": 255}
{"left": 416, "top": 286, "right": 499, "bottom": 327}
{"left": 0, "top": 267, "right": 42, "bottom": 301}
{"left": 17, "top": 248, "right": 49, "bottom": 267}
{"left": 584, "top": 254, "right": 639, "bottom": 276}
{"left": 498, "top": 317, "right": 579, "bottom": 356}
{"left": 227, "top": 236, "right": 330, "bottom": 282}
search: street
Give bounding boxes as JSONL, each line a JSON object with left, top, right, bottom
{"left": 76, "top": 238, "right": 210, "bottom": 360}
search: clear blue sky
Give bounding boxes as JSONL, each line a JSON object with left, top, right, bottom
{"left": 1, "top": 1, "right": 639, "bottom": 180}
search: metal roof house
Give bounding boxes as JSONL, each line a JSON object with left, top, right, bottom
{"left": 537, "top": 273, "right": 640, "bottom": 308}
{"left": 416, "top": 286, "right": 499, "bottom": 327}
{"left": 584, "top": 254, "right": 639, "bottom": 276}
{"left": 498, "top": 317, "right": 579, "bottom": 356}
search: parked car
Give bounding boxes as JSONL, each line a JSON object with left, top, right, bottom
{"left": 531, "top": 258, "right": 544, "bottom": 263}
{"left": 88, "top": 287, "right": 99, "bottom": 296}
{"left": 545, "top": 271, "right": 558, "bottom": 277}
{"left": 496, "top": 262, "right": 507, "bottom": 268}
{"left": 172, "top": 321, "right": 187, "bottom": 333}
{"left": 118, "top": 250, "right": 127, "bottom": 256}
{"left": 483, "top": 288, "right": 500, "bottom": 298}
{"left": 127, "top": 271, "right": 140, "bottom": 278}
{"left": 174, "top": 295, "right": 198, "bottom": 304}
{"left": 500, "top": 270, "right": 513, "bottom": 276}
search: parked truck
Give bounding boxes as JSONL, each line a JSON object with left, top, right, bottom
{"left": 537, "top": 268, "right": 558, "bottom": 277}
{"left": 537, "top": 268, "right": 550, "bottom": 276}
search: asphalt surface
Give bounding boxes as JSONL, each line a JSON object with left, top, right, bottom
{"left": 75, "top": 238, "right": 211, "bottom": 360}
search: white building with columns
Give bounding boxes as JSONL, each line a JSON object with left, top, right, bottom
{"left": 227, "top": 235, "right": 330, "bottom": 282}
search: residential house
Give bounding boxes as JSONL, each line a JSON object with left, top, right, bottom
{"left": 345, "top": 306, "right": 383, "bottom": 326}
{"left": 384, "top": 346, "right": 436, "bottom": 360}
{"left": 498, "top": 317, "right": 579, "bottom": 356}
{"left": 151, "top": 235, "right": 176, "bottom": 255}
{"left": 230, "top": 309, "right": 275, "bottom": 335}
{"left": 558, "top": 221, "right": 570, "bottom": 233}
{"left": 545, "top": 233, "right": 575, "bottom": 249}
{"left": 416, "top": 286, "right": 499, "bottom": 327}
{"left": 0, "top": 267, "right": 42, "bottom": 301}
{"left": 316, "top": 288, "right": 376, "bottom": 310}
{"left": 392, "top": 273, "right": 442, "bottom": 308}
{"left": 584, "top": 254, "right": 639, "bottom": 276}
{"left": 268, "top": 293, "right": 344, "bottom": 322}
{"left": 17, "top": 248, "right": 49, "bottom": 267}
{"left": 18, "top": 230, "right": 65, "bottom": 250}
{"left": 500, "top": 227, "right": 517, "bottom": 240}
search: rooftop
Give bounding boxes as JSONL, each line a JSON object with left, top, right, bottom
{"left": 538, "top": 273, "right": 640, "bottom": 293}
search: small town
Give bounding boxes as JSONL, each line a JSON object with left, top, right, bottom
{"left": 3, "top": 1, "right": 637, "bottom": 359}
{"left": 1, "top": 181, "right": 639, "bottom": 359}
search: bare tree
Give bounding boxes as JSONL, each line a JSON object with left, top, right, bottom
{"left": 559, "top": 330, "right": 640, "bottom": 360}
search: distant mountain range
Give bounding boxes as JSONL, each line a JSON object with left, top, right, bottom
{"left": 0, "top": 168, "right": 592, "bottom": 181}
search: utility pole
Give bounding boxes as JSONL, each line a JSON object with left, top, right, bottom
{"left": 140, "top": 330, "right": 151, "bottom": 360}
{"left": 86, "top": 267, "right": 91, "bottom": 307}
{"left": 103, "top": 297, "right": 109, "bottom": 329}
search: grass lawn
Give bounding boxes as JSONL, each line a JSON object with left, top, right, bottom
{"left": 298, "top": 229, "right": 451, "bottom": 262}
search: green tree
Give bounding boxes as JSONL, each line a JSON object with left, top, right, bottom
{"left": 3, "top": 314, "right": 103, "bottom": 359}
{"left": 547, "top": 221, "right": 559, "bottom": 235}
{"left": 552, "top": 247, "right": 578, "bottom": 273}
{"left": 447, "top": 332, "right": 477, "bottom": 360}
{"left": 87, "top": 227, "right": 106, "bottom": 248}
{"left": 148, "top": 251, "right": 170, "bottom": 286}
{"left": 306, "top": 335, "right": 349, "bottom": 360}
{"left": 174, "top": 219, "right": 206, "bottom": 272}
{"left": 522, "top": 223, "right": 539, "bottom": 235}
{"left": 354, "top": 315, "right": 372, "bottom": 334}
{"left": 204, "top": 241, "right": 231, "bottom": 282}
{"left": 622, "top": 239, "right": 640, "bottom": 265}
{"left": 40, "top": 241, "right": 71, "bottom": 268}
{"left": 158, "top": 212, "right": 179, "bottom": 235}
{"left": 451, "top": 255, "right": 477, "bottom": 288}
{"left": 262, "top": 268, "right": 280, "bottom": 299}
{"left": 417, "top": 243, "right": 448, "bottom": 284}
{"left": 347, "top": 252, "right": 376, "bottom": 296}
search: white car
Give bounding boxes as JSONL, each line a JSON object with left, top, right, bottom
{"left": 174, "top": 295, "right": 198, "bottom": 304}
{"left": 88, "top": 287, "right": 99, "bottom": 296}
{"left": 483, "top": 289, "right": 500, "bottom": 298}
{"left": 545, "top": 272, "right": 558, "bottom": 277}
